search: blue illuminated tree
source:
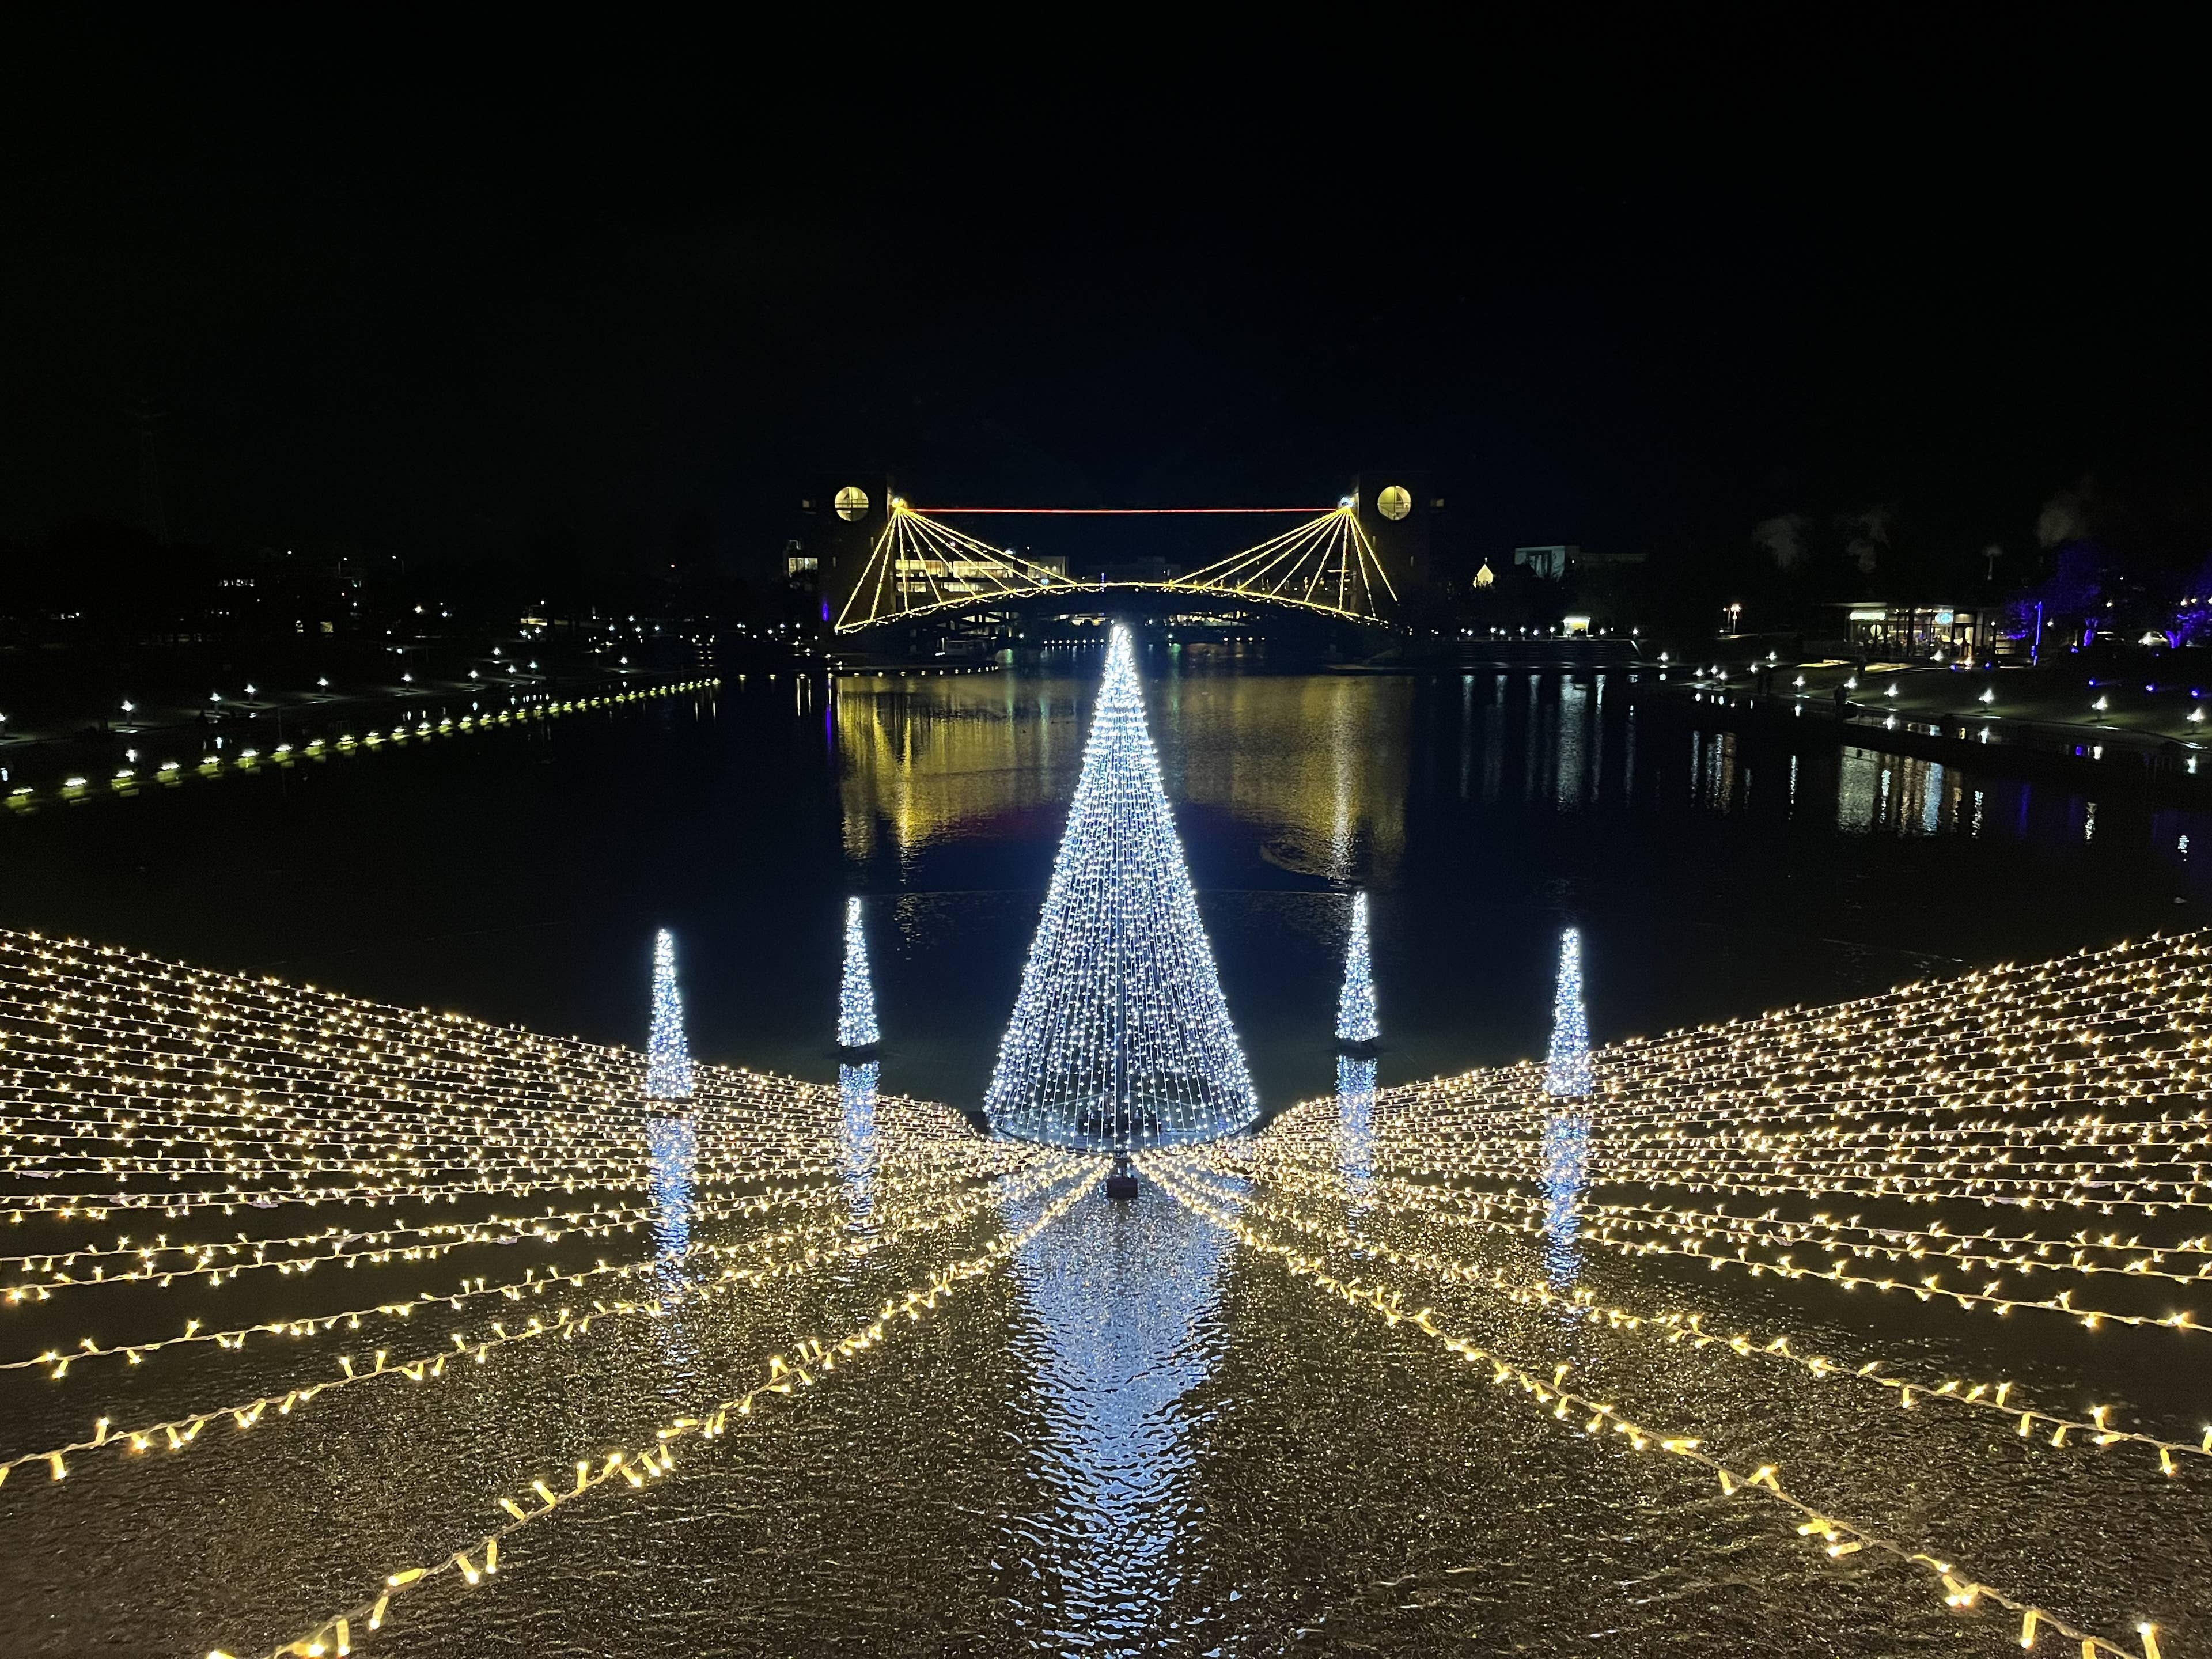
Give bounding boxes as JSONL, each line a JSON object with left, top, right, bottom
{"left": 645, "top": 929, "right": 693, "bottom": 1101}
{"left": 1335, "top": 890, "right": 1378, "bottom": 1045}
{"left": 987, "top": 624, "right": 1257, "bottom": 1146}
{"left": 838, "top": 896, "right": 880, "bottom": 1048}
{"left": 1543, "top": 926, "right": 1593, "bottom": 1098}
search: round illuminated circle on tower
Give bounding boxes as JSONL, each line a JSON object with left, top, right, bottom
{"left": 1376, "top": 484, "right": 1413, "bottom": 521}
{"left": 834, "top": 485, "right": 871, "bottom": 522}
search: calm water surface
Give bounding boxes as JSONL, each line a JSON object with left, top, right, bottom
{"left": 2, "top": 652, "right": 2205, "bottom": 1656}
{"left": 1, "top": 650, "right": 2202, "bottom": 1103}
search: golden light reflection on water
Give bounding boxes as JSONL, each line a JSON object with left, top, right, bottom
{"left": 835, "top": 666, "right": 1410, "bottom": 882}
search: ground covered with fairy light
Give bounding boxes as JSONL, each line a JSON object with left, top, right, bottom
{"left": 3, "top": 926, "right": 2211, "bottom": 1657}
{"left": 3, "top": 629, "right": 2210, "bottom": 1658}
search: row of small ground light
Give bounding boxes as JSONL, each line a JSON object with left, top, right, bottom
{"left": 2, "top": 679, "right": 720, "bottom": 815}
{"left": 1664, "top": 652, "right": 2212, "bottom": 754}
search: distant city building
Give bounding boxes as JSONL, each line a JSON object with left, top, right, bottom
{"left": 1838, "top": 602, "right": 2005, "bottom": 662}
{"left": 1512, "top": 544, "right": 1643, "bottom": 581}
{"left": 1515, "top": 544, "right": 1576, "bottom": 581}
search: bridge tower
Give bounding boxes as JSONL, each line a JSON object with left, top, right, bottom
{"left": 1353, "top": 471, "right": 1438, "bottom": 595}
{"left": 802, "top": 475, "right": 897, "bottom": 626}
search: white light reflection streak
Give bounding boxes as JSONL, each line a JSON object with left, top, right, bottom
{"left": 1336, "top": 1054, "right": 1376, "bottom": 1213}
{"left": 1539, "top": 1110, "right": 1590, "bottom": 1291}
{"left": 838, "top": 1060, "right": 878, "bottom": 1227}
{"left": 645, "top": 1114, "right": 696, "bottom": 1266}
{"left": 1003, "top": 1175, "right": 1234, "bottom": 1654}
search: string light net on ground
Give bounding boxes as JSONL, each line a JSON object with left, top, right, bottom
{"left": 987, "top": 624, "right": 1258, "bottom": 1147}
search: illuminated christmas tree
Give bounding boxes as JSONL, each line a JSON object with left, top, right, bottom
{"left": 1335, "top": 889, "right": 1378, "bottom": 1045}
{"left": 644, "top": 929, "right": 693, "bottom": 1101}
{"left": 987, "top": 624, "right": 1257, "bottom": 1147}
{"left": 838, "top": 896, "right": 880, "bottom": 1049}
{"left": 1543, "top": 926, "right": 1594, "bottom": 1098}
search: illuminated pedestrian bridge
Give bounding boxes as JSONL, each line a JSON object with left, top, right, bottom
{"left": 831, "top": 497, "right": 1403, "bottom": 632}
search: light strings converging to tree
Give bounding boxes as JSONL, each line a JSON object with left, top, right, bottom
{"left": 0, "top": 915, "right": 2199, "bottom": 1658}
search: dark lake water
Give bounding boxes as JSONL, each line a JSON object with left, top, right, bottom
{"left": 1, "top": 647, "right": 2203, "bottom": 1115}
{"left": 3, "top": 647, "right": 2208, "bottom": 1657}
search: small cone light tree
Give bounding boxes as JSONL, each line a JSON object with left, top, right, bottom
{"left": 1543, "top": 926, "right": 1594, "bottom": 1098}
{"left": 987, "top": 625, "right": 1257, "bottom": 1147}
{"left": 645, "top": 929, "right": 694, "bottom": 1101}
{"left": 1336, "top": 890, "right": 1379, "bottom": 1046}
{"left": 838, "top": 897, "right": 880, "bottom": 1050}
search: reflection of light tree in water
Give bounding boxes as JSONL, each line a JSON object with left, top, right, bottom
{"left": 1539, "top": 1111, "right": 1589, "bottom": 1290}
{"left": 1336, "top": 1054, "right": 1376, "bottom": 1211}
{"left": 1001, "top": 1177, "right": 1235, "bottom": 1654}
{"left": 645, "top": 1115, "right": 695, "bottom": 1266}
{"left": 1541, "top": 926, "right": 1592, "bottom": 1290}
{"left": 839, "top": 1061, "right": 878, "bottom": 1226}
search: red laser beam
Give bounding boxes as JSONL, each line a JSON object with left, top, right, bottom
{"left": 907, "top": 506, "right": 1339, "bottom": 516}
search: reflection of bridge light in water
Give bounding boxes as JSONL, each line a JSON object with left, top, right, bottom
{"left": 988, "top": 625, "right": 1257, "bottom": 1148}
{"left": 838, "top": 1061, "right": 878, "bottom": 1225}
{"left": 1002, "top": 1173, "right": 1236, "bottom": 1654}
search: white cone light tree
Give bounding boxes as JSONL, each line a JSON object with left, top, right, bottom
{"left": 838, "top": 896, "right": 880, "bottom": 1049}
{"left": 987, "top": 624, "right": 1257, "bottom": 1147}
{"left": 1336, "top": 889, "right": 1378, "bottom": 1045}
{"left": 1544, "top": 926, "right": 1594, "bottom": 1098}
{"left": 645, "top": 928, "right": 694, "bottom": 1101}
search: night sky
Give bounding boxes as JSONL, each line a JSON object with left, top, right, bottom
{"left": 5, "top": 19, "right": 2204, "bottom": 586}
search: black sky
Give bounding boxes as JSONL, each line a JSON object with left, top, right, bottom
{"left": 5, "top": 17, "right": 2206, "bottom": 582}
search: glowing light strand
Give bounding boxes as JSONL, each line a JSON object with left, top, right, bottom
{"left": 1145, "top": 1157, "right": 2160, "bottom": 1659}
{"left": 222, "top": 1162, "right": 1105, "bottom": 1659}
